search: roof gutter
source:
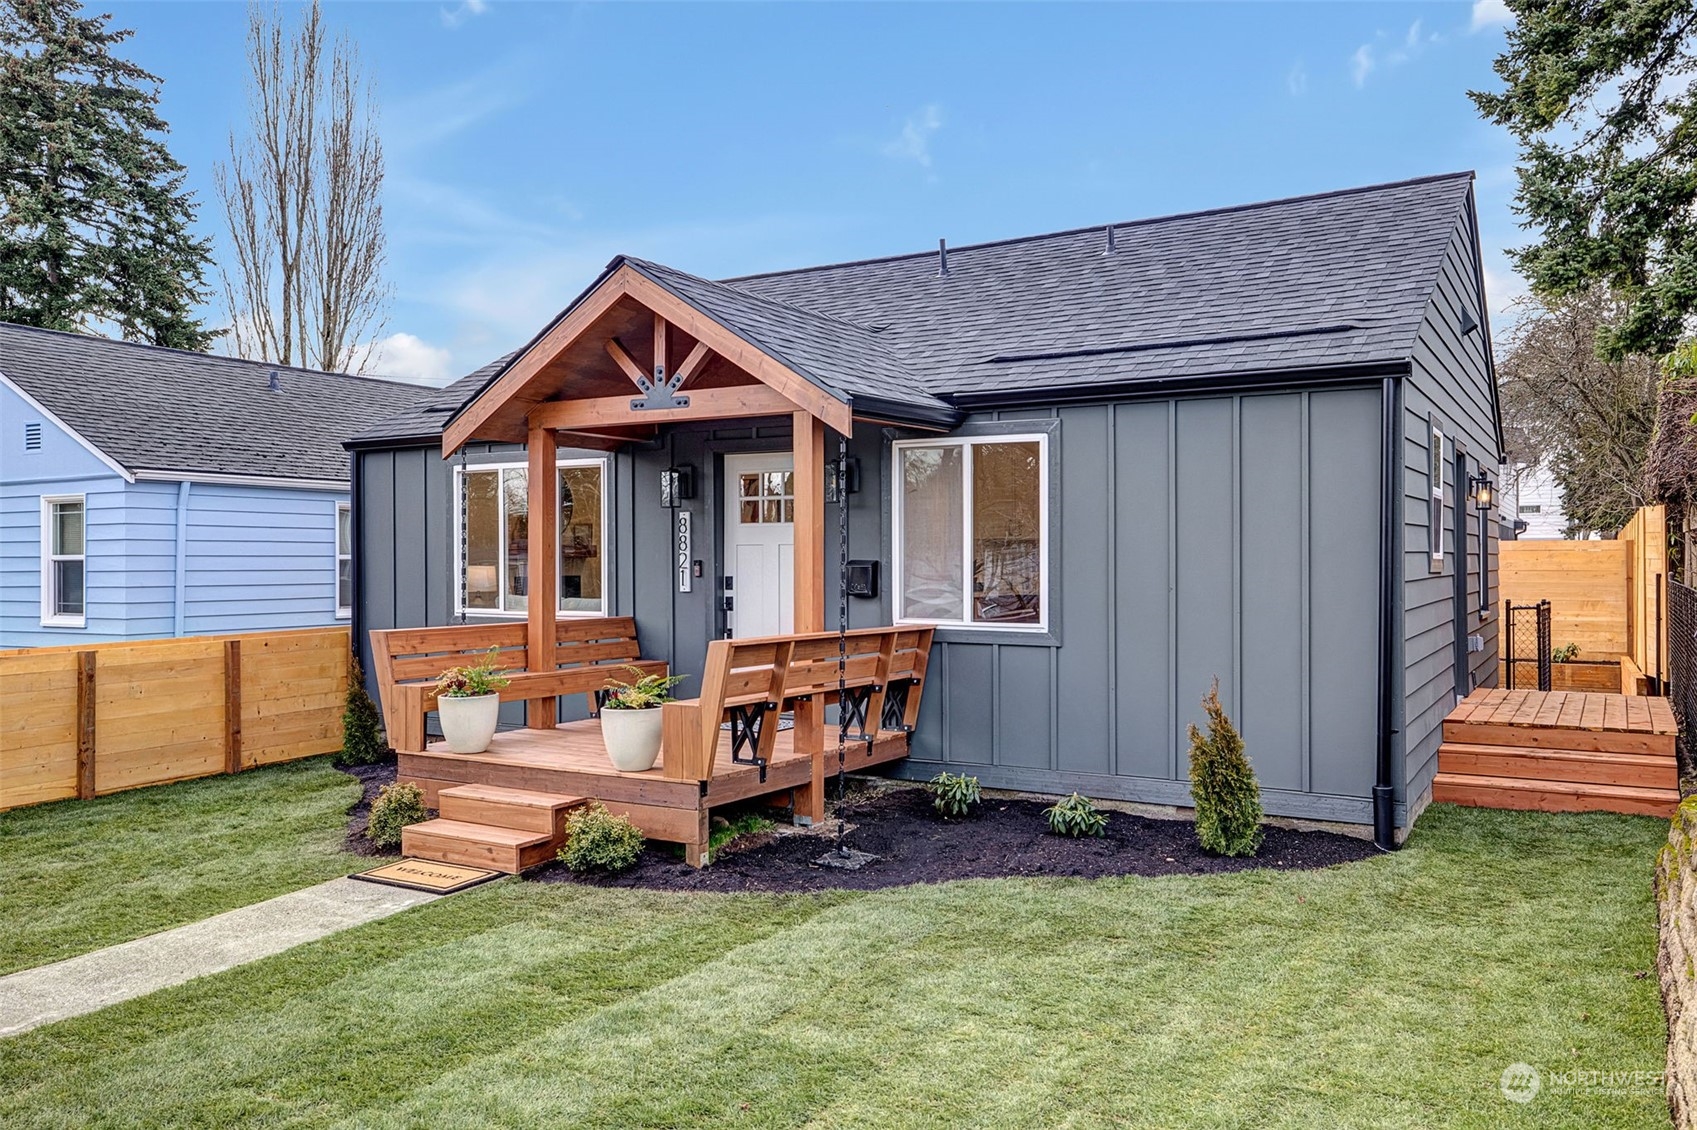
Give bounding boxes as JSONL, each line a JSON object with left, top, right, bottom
{"left": 132, "top": 469, "right": 348, "bottom": 491}
{"left": 945, "top": 360, "right": 1412, "bottom": 411}
{"left": 1373, "top": 372, "right": 1403, "bottom": 852}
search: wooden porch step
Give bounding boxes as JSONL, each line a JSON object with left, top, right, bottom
{"left": 1432, "top": 772, "right": 1679, "bottom": 819}
{"left": 1441, "top": 719, "right": 1676, "bottom": 758}
{"left": 437, "top": 783, "right": 586, "bottom": 836}
{"left": 1437, "top": 743, "right": 1679, "bottom": 790}
{"left": 401, "top": 818, "right": 560, "bottom": 874}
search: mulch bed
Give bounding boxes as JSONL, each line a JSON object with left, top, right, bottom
{"left": 334, "top": 762, "right": 1378, "bottom": 890}
{"left": 529, "top": 786, "right": 1380, "bottom": 894}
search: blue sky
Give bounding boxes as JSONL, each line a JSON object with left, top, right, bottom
{"left": 108, "top": 0, "right": 1524, "bottom": 384}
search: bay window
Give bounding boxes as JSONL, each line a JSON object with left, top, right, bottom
{"left": 893, "top": 435, "right": 1047, "bottom": 628}
{"left": 456, "top": 460, "right": 606, "bottom": 616}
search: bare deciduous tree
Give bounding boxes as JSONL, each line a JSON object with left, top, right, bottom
{"left": 216, "top": 1, "right": 389, "bottom": 373}
{"left": 1498, "top": 287, "right": 1661, "bottom": 536}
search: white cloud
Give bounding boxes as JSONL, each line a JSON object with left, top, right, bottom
{"left": 1287, "top": 62, "right": 1308, "bottom": 97}
{"left": 355, "top": 332, "right": 456, "bottom": 385}
{"left": 1350, "top": 44, "right": 1375, "bottom": 87}
{"left": 1471, "top": 0, "right": 1513, "bottom": 32}
{"left": 440, "top": 0, "right": 488, "bottom": 30}
{"left": 883, "top": 104, "right": 944, "bottom": 168}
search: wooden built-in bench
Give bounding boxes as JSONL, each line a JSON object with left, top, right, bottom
{"left": 369, "top": 617, "right": 666, "bottom": 754}
{"left": 369, "top": 618, "right": 934, "bottom": 867}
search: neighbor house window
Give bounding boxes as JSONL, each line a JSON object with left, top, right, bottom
{"left": 455, "top": 460, "right": 606, "bottom": 616}
{"left": 1429, "top": 419, "right": 1445, "bottom": 572}
{"left": 41, "top": 495, "right": 86, "bottom": 627}
{"left": 893, "top": 435, "right": 1047, "bottom": 629}
{"left": 335, "top": 503, "right": 353, "bottom": 619}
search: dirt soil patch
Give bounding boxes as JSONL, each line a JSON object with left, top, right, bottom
{"left": 530, "top": 786, "right": 1380, "bottom": 893}
{"left": 339, "top": 760, "right": 401, "bottom": 858}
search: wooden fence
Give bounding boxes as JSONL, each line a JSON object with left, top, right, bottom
{"left": 1499, "top": 504, "right": 1669, "bottom": 690}
{"left": 0, "top": 627, "right": 349, "bottom": 812}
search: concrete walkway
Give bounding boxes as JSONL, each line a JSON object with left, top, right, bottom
{"left": 0, "top": 877, "right": 439, "bottom": 1037}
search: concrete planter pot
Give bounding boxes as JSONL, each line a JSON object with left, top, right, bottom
{"left": 601, "top": 706, "right": 664, "bottom": 772}
{"left": 438, "top": 693, "right": 500, "bottom": 754}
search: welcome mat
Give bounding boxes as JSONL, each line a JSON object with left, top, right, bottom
{"left": 349, "top": 859, "right": 503, "bottom": 895}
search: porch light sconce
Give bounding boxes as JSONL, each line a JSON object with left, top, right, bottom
{"left": 1468, "top": 473, "right": 1494, "bottom": 512}
{"left": 660, "top": 464, "right": 696, "bottom": 508}
{"left": 825, "top": 457, "right": 861, "bottom": 503}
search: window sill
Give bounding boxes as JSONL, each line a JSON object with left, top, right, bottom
{"left": 40, "top": 618, "right": 86, "bottom": 629}
{"left": 334, "top": 610, "right": 352, "bottom": 621}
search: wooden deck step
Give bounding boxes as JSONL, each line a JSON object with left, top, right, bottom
{"left": 1437, "top": 743, "right": 1679, "bottom": 790}
{"left": 437, "top": 783, "right": 585, "bottom": 836}
{"left": 1432, "top": 772, "right": 1679, "bottom": 819}
{"left": 1441, "top": 719, "right": 1676, "bottom": 757}
{"left": 401, "top": 818, "right": 559, "bottom": 874}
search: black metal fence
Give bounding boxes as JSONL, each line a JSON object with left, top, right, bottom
{"left": 1668, "top": 580, "right": 1697, "bottom": 754}
{"left": 1503, "top": 599, "right": 1552, "bottom": 691}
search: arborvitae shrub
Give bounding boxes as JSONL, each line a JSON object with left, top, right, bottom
{"left": 367, "top": 782, "right": 426, "bottom": 851}
{"left": 1187, "top": 680, "right": 1264, "bottom": 857}
{"left": 337, "top": 657, "right": 390, "bottom": 767}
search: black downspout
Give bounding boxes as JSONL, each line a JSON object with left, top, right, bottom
{"left": 1374, "top": 374, "right": 1402, "bottom": 851}
{"left": 349, "top": 449, "right": 367, "bottom": 696}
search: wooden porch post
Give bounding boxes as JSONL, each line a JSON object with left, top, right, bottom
{"left": 527, "top": 423, "right": 558, "bottom": 729}
{"left": 791, "top": 410, "right": 828, "bottom": 822}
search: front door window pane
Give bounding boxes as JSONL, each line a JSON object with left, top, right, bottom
{"left": 503, "top": 468, "right": 528, "bottom": 613}
{"left": 971, "top": 442, "right": 1042, "bottom": 624}
{"left": 900, "top": 446, "right": 963, "bottom": 619}
{"left": 560, "top": 465, "right": 603, "bottom": 612}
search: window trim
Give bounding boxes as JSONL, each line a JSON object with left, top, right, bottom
{"left": 452, "top": 457, "right": 610, "bottom": 619}
{"left": 40, "top": 493, "right": 87, "bottom": 628}
{"left": 1429, "top": 418, "right": 1445, "bottom": 573}
{"left": 1478, "top": 487, "right": 1492, "bottom": 616}
{"left": 891, "top": 432, "right": 1050, "bottom": 633}
{"left": 334, "top": 501, "right": 353, "bottom": 620}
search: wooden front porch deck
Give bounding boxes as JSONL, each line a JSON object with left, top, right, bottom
{"left": 1433, "top": 688, "right": 1680, "bottom": 818}
{"left": 398, "top": 718, "right": 914, "bottom": 864}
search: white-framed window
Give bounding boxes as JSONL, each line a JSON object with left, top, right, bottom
{"left": 892, "top": 434, "right": 1048, "bottom": 630}
{"left": 1429, "top": 418, "right": 1445, "bottom": 573}
{"left": 454, "top": 458, "right": 608, "bottom": 617}
{"left": 40, "top": 494, "right": 86, "bottom": 627}
{"left": 1478, "top": 503, "right": 1491, "bottom": 615}
{"left": 335, "top": 502, "right": 353, "bottom": 619}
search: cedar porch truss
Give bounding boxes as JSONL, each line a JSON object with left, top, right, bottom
{"left": 420, "top": 257, "right": 945, "bottom": 865}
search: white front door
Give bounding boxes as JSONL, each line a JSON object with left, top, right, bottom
{"left": 723, "top": 452, "right": 794, "bottom": 639}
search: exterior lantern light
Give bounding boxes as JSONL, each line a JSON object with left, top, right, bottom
{"left": 660, "top": 465, "right": 696, "bottom": 508}
{"left": 1469, "top": 473, "right": 1494, "bottom": 512}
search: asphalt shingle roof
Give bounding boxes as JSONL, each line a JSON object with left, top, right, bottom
{"left": 368, "top": 172, "right": 1479, "bottom": 444}
{"left": 1, "top": 322, "right": 434, "bottom": 481}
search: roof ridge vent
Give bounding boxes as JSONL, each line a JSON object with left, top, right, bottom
{"left": 268, "top": 368, "right": 281, "bottom": 393}
{"left": 937, "top": 238, "right": 948, "bottom": 278}
{"left": 1103, "top": 224, "right": 1116, "bottom": 255}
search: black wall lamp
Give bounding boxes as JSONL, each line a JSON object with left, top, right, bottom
{"left": 825, "top": 456, "right": 861, "bottom": 503}
{"left": 1468, "top": 472, "right": 1494, "bottom": 512}
{"left": 660, "top": 464, "right": 696, "bottom": 508}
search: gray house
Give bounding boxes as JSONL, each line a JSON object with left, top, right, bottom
{"left": 349, "top": 172, "right": 1501, "bottom": 848}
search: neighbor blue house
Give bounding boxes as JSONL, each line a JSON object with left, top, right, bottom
{"left": 0, "top": 323, "right": 429, "bottom": 648}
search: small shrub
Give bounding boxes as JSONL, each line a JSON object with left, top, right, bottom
{"left": 1552, "top": 642, "right": 1581, "bottom": 663}
{"left": 336, "top": 657, "right": 390, "bottom": 767}
{"left": 1187, "top": 679, "right": 1264, "bottom": 857}
{"left": 927, "top": 772, "right": 982, "bottom": 819}
{"left": 367, "top": 782, "right": 426, "bottom": 851}
{"left": 1044, "top": 792, "right": 1108, "bottom": 837}
{"left": 559, "top": 801, "right": 645, "bottom": 873}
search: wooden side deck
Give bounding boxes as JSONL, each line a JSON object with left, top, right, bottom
{"left": 398, "top": 718, "right": 914, "bottom": 866}
{"left": 1433, "top": 688, "right": 1680, "bottom": 818}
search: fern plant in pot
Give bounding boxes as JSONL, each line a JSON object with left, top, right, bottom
{"left": 433, "top": 648, "right": 511, "bottom": 754}
{"left": 599, "top": 665, "right": 687, "bottom": 772}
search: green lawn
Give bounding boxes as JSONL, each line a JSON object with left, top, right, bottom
{"left": 0, "top": 800, "right": 1669, "bottom": 1128}
{"left": 0, "top": 758, "right": 370, "bottom": 976}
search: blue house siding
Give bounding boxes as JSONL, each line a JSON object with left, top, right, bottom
{"left": 0, "top": 381, "right": 351, "bottom": 647}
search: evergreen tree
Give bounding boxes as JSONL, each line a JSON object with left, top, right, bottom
{"left": 1472, "top": 1, "right": 1697, "bottom": 360}
{"left": 337, "top": 656, "right": 389, "bottom": 768}
{"left": 0, "top": 0, "right": 215, "bottom": 347}
{"left": 1187, "top": 680, "right": 1264, "bottom": 857}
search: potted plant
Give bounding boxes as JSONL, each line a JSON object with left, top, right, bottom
{"left": 433, "top": 648, "right": 511, "bottom": 754}
{"left": 599, "top": 665, "right": 687, "bottom": 772}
